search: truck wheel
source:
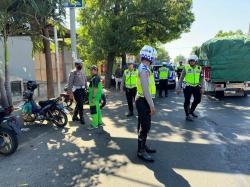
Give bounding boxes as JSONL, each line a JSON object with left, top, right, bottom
{"left": 215, "top": 91, "right": 224, "bottom": 98}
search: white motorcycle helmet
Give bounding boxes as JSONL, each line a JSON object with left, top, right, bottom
{"left": 188, "top": 55, "right": 198, "bottom": 62}
{"left": 140, "top": 45, "right": 157, "bottom": 64}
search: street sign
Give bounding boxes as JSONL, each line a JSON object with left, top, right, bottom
{"left": 64, "top": 0, "right": 83, "bottom": 8}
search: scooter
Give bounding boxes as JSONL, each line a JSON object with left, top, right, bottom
{"left": 60, "top": 85, "right": 107, "bottom": 109}
{"left": 21, "top": 81, "right": 68, "bottom": 128}
{"left": 0, "top": 106, "right": 21, "bottom": 156}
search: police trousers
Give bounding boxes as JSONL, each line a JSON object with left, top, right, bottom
{"left": 159, "top": 79, "right": 168, "bottom": 97}
{"left": 136, "top": 97, "right": 151, "bottom": 152}
{"left": 183, "top": 86, "right": 201, "bottom": 116}
{"left": 125, "top": 87, "right": 137, "bottom": 113}
{"left": 73, "top": 88, "right": 86, "bottom": 120}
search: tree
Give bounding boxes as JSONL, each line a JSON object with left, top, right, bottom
{"left": 156, "top": 46, "right": 170, "bottom": 62}
{"left": 0, "top": 0, "right": 30, "bottom": 107}
{"left": 174, "top": 55, "right": 186, "bottom": 64}
{"left": 215, "top": 30, "right": 244, "bottom": 38}
{"left": 21, "top": 0, "right": 65, "bottom": 98}
{"left": 78, "top": 0, "right": 194, "bottom": 87}
{"left": 190, "top": 46, "right": 199, "bottom": 55}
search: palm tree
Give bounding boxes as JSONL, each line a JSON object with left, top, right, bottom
{"left": 21, "top": 0, "right": 66, "bottom": 98}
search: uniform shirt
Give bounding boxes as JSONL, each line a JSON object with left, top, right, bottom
{"left": 89, "top": 74, "right": 100, "bottom": 88}
{"left": 68, "top": 69, "right": 87, "bottom": 92}
{"left": 177, "top": 65, "right": 204, "bottom": 89}
{"left": 136, "top": 63, "right": 154, "bottom": 108}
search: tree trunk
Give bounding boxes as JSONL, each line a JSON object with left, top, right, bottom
{"left": 105, "top": 53, "right": 115, "bottom": 88}
{"left": 3, "top": 35, "right": 12, "bottom": 107}
{"left": 0, "top": 75, "right": 9, "bottom": 108}
{"left": 42, "top": 27, "right": 55, "bottom": 98}
{"left": 61, "top": 38, "right": 67, "bottom": 83}
{"left": 121, "top": 53, "right": 126, "bottom": 71}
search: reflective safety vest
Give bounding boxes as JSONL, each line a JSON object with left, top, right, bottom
{"left": 184, "top": 65, "right": 202, "bottom": 86}
{"left": 124, "top": 69, "right": 138, "bottom": 88}
{"left": 159, "top": 66, "right": 169, "bottom": 80}
{"left": 177, "top": 65, "right": 185, "bottom": 71}
{"left": 137, "top": 69, "right": 156, "bottom": 99}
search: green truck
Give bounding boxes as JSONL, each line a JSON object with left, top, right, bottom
{"left": 196, "top": 35, "right": 250, "bottom": 97}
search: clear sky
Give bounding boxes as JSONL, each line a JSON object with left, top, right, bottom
{"left": 164, "top": 0, "right": 250, "bottom": 60}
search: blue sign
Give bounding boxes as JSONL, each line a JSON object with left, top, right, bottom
{"left": 64, "top": 0, "right": 83, "bottom": 8}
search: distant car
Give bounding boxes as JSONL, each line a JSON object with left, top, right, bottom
{"left": 151, "top": 61, "right": 176, "bottom": 89}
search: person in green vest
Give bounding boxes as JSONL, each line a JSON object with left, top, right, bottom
{"left": 176, "top": 55, "right": 204, "bottom": 121}
{"left": 88, "top": 65, "right": 103, "bottom": 130}
{"left": 136, "top": 45, "right": 157, "bottom": 162}
{"left": 158, "top": 62, "right": 169, "bottom": 97}
{"left": 120, "top": 61, "right": 138, "bottom": 117}
{"left": 176, "top": 61, "right": 185, "bottom": 80}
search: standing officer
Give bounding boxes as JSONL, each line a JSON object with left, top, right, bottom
{"left": 88, "top": 65, "right": 103, "bottom": 130}
{"left": 177, "top": 55, "right": 204, "bottom": 121}
{"left": 158, "top": 62, "right": 169, "bottom": 97}
{"left": 176, "top": 61, "right": 185, "bottom": 80}
{"left": 120, "top": 61, "right": 138, "bottom": 117}
{"left": 136, "top": 45, "right": 157, "bottom": 162}
{"left": 67, "top": 59, "right": 87, "bottom": 124}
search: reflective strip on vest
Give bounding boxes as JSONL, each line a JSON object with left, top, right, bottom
{"left": 184, "top": 65, "right": 201, "bottom": 86}
{"left": 159, "top": 67, "right": 169, "bottom": 80}
{"left": 125, "top": 69, "right": 138, "bottom": 88}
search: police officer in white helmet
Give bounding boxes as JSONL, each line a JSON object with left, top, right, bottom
{"left": 136, "top": 45, "right": 157, "bottom": 162}
{"left": 177, "top": 55, "right": 204, "bottom": 121}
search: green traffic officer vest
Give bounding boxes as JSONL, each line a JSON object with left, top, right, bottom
{"left": 124, "top": 69, "right": 138, "bottom": 88}
{"left": 137, "top": 70, "right": 156, "bottom": 99}
{"left": 177, "top": 65, "right": 185, "bottom": 70}
{"left": 159, "top": 66, "right": 169, "bottom": 80}
{"left": 184, "top": 65, "right": 202, "bottom": 86}
{"left": 88, "top": 75, "right": 102, "bottom": 101}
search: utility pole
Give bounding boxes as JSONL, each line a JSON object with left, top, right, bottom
{"left": 70, "top": 7, "right": 77, "bottom": 62}
{"left": 54, "top": 26, "right": 61, "bottom": 94}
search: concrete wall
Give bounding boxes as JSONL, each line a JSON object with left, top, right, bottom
{"left": 0, "top": 36, "right": 35, "bottom": 81}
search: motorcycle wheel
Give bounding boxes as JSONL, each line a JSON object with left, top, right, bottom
{"left": 51, "top": 109, "right": 68, "bottom": 128}
{"left": 0, "top": 128, "right": 18, "bottom": 156}
{"left": 22, "top": 112, "right": 36, "bottom": 122}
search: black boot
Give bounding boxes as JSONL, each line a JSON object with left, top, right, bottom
{"left": 190, "top": 112, "right": 198, "bottom": 118}
{"left": 80, "top": 118, "right": 85, "bottom": 125}
{"left": 72, "top": 116, "right": 80, "bottom": 122}
{"left": 72, "top": 110, "right": 79, "bottom": 121}
{"left": 186, "top": 115, "right": 193, "bottom": 121}
{"left": 145, "top": 145, "right": 157, "bottom": 153}
{"left": 137, "top": 140, "right": 154, "bottom": 162}
{"left": 126, "top": 111, "right": 134, "bottom": 117}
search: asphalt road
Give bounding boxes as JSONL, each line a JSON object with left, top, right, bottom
{"left": 0, "top": 90, "right": 249, "bottom": 187}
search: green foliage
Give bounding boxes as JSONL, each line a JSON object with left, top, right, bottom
{"left": 215, "top": 30, "right": 244, "bottom": 38}
{"left": 191, "top": 46, "right": 199, "bottom": 55}
{"left": 174, "top": 54, "right": 186, "bottom": 64}
{"left": 78, "top": 0, "right": 195, "bottom": 63}
{"left": 156, "top": 46, "right": 170, "bottom": 62}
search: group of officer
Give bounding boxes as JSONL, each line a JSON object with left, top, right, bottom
{"left": 68, "top": 45, "right": 203, "bottom": 162}
{"left": 67, "top": 60, "right": 103, "bottom": 130}
{"left": 120, "top": 46, "right": 203, "bottom": 162}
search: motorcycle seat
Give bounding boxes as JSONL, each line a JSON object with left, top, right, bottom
{"left": 38, "top": 100, "right": 55, "bottom": 107}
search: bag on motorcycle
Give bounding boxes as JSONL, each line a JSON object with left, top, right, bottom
{"left": 22, "top": 102, "right": 32, "bottom": 114}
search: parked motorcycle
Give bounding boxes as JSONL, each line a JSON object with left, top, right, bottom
{"left": 60, "top": 85, "right": 107, "bottom": 109}
{"left": 0, "top": 106, "right": 21, "bottom": 156}
{"left": 21, "top": 81, "right": 68, "bottom": 128}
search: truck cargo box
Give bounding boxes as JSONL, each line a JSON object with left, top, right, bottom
{"left": 196, "top": 35, "right": 250, "bottom": 82}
